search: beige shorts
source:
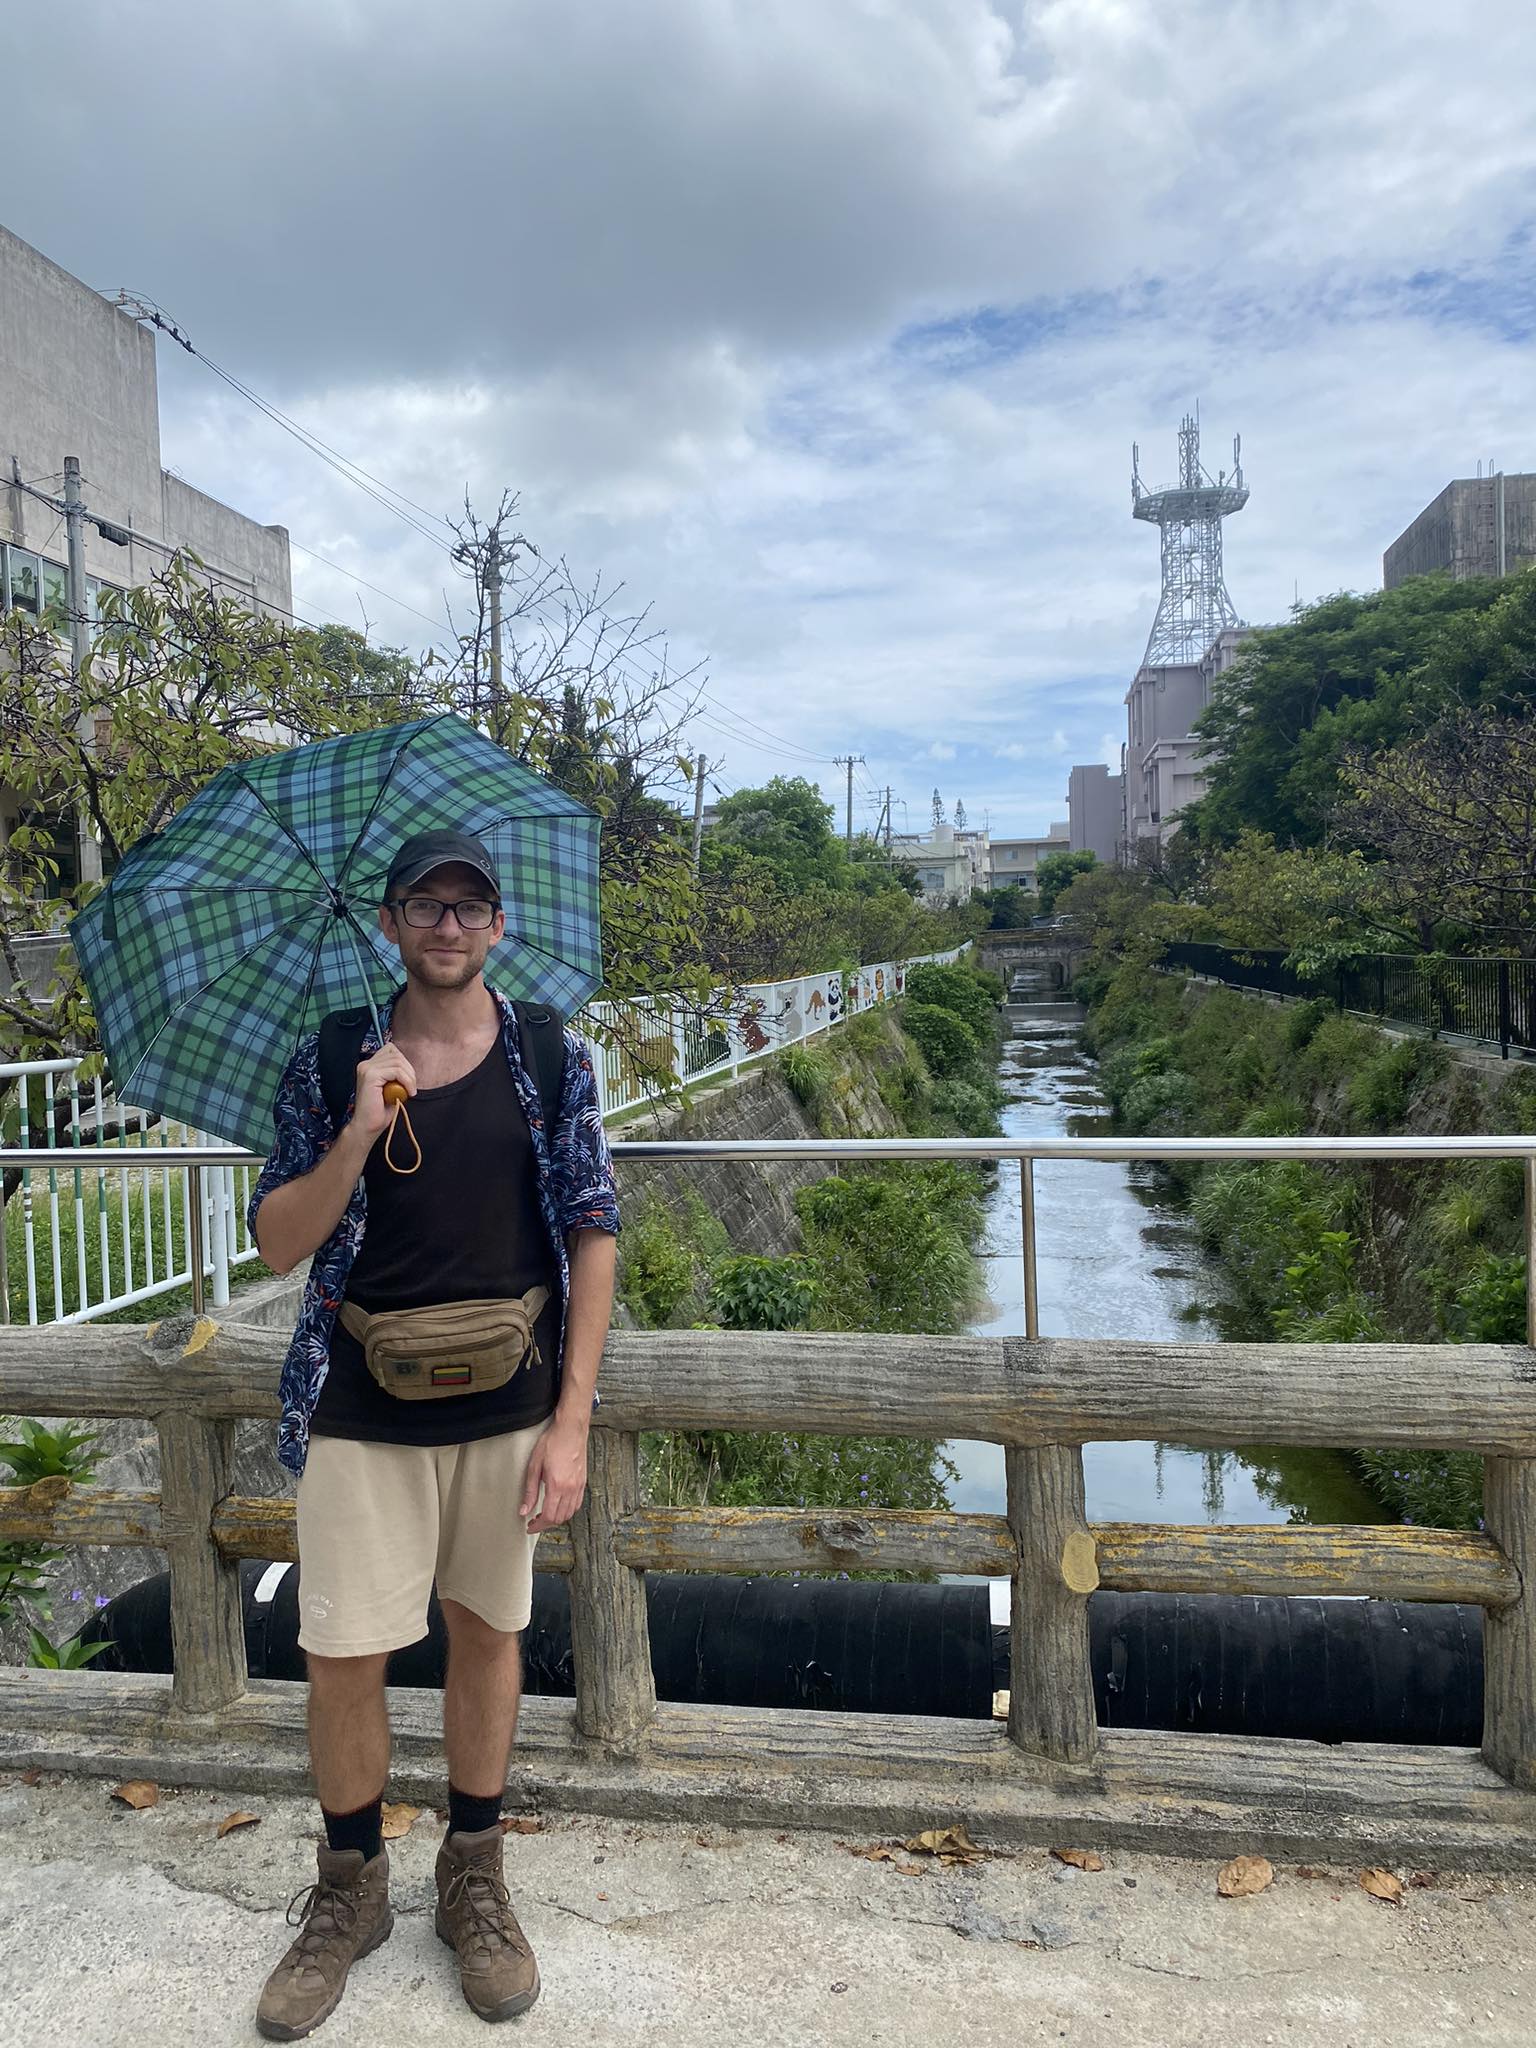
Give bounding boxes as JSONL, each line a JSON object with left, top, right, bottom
{"left": 294, "top": 1419, "right": 552, "bottom": 1657}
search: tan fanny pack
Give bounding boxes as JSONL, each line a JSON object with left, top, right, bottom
{"left": 338, "top": 1287, "right": 550, "bottom": 1401}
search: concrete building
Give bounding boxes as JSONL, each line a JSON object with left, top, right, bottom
{"left": 1383, "top": 472, "right": 1536, "bottom": 588}
{"left": 1122, "top": 627, "right": 1249, "bottom": 850}
{"left": 892, "top": 820, "right": 990, "bottom": 905}
{"left": 1, "top": 222, "right": 293, "bottom": 623}
{"left": 1065, "top": 763, "right": 1122, "bottom": 865}
{"left": 987, "top": 822, "right": 1069, "bottom": 893}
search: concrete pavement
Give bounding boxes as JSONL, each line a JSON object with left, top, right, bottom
{"left": 0, "top": 1770, "right": 1532, "bottom": 2047}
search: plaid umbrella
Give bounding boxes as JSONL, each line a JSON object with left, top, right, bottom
{"left": 69, "top": 715, "right": 602, "bottom": 1153}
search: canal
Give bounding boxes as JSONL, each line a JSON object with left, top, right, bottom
{"left": 946, "top": 964, "right": 1385, "bottom": 1527}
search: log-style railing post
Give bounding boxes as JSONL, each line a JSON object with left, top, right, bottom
{"left": 1005, "top": 1442, "right": 1099, "bottom": 1767}
{"left": 568, "top": 1427, "right": 656, "bottom": 1752}
{"left": 158, "top": 1408, "right": 247, "bottom": 1714}
{"left": 1481, "top": 1456, "right": 1536, "bottom": 1788}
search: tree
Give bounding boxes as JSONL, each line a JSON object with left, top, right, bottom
{"left": 1185, "top": 578, "right": 1509, "bottom": 849}
{"left": 1162, "top": 829, "right": 1383, "bottom": 954}
{"left": 954, "top": 799, "right": 967, "bottom": 832}
{"left": 1035, "top": 849, "right": 1096, "bottom": 915}
{"left": 931, "top": 788, "right": 945, "bottom": 829}
{"left": 977, "top": 884, "right": 1031, "bottom": 930}
{"left": 1344, "top": 706, "right": 1536, "bottom": 952}
{"left": 706, "top": 777, "right": 847, "bottom": 895}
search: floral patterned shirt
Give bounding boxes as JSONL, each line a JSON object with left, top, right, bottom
{"left": 247, "top": 990, "right": 620, "bottom": 1476}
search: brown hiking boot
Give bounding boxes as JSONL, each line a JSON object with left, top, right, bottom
{"left": 255, "top": 1844, "right": 393, "bottom": 2040}
{"left": 435, "top": 1825, "right": 540, "bottom": 2020}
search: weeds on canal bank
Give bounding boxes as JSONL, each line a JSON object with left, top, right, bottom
{"left": 621, "top": 960, "right": 1001, "bottom": 1532}
{"left": 1076, "top": 956, "right": 1536, "bottom": 1528}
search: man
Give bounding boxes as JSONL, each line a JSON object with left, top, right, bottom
{"left": 247, "top": 828, "right": 619, "bottom": 2040}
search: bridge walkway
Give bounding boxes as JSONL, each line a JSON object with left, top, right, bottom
{"left": 1, "top": 1773, "right": 1531, "bottom": 2048}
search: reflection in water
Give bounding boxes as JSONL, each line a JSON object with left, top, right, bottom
{"left": 947, "top": 971, "right": 1385, "bottom": 1528}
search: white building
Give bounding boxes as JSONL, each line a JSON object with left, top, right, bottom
{"left": 893, "top": 820, "right": 990, "bottom": 904}
{"left": 1122, "top": 627, "right": 1250, "bottom": 850}
{"left": 1, "top": 222, "right": 293, "bottom": 626}
{"left": 987, "top": 822, "right": 1069, "bottom": 892}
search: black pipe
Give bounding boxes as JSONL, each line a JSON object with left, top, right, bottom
{"left": 78, "top": 1569, "right": 1485, "bottom": 1747}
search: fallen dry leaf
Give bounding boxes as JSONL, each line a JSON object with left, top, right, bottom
{"left": 903, "top": 1824, "right": 984, "bottom": 1866}
{"left": 851, "top": 1844, "right": 897, "bottom": 1862}
{"left": 1051, "top": 1847, "right": 1105, "bottom": 1873}
{"left": 1409, "top": 1871, "right": 1438, "bottom": 1890}
{"left": 1360, "top": 1868, "right": 1405, "bottom": 1905}
{"left": 895, "top": 1861, "right": 922, "bottom": 1877}
{"left": 501, "top": 1816, "right": 543, "bottom": 1835}
{"left": 110, "top": 1780, "right": 159, "bottom": 1811}
{"left": 379, "top": 1802, "right": 421, "bottom": 1840}
{"left": 1217, "top": 1854, "right": 1275, "bottom": 1898}
{"left": 216, "top": 1811, "right": 261, "bottom": 1840}
{"left": 19, "top": 1768, "right": 42, "bottom": 1787}
{"left": 1294, "top": 1865, "right": 1329, "bottom": 1880}
{"left": 596, "top": 1891, "right": 609, "bottom": 1902}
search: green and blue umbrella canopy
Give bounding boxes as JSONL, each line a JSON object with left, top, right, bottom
{"left": 70, "top": 715, "right": 602, "bottom": 1153}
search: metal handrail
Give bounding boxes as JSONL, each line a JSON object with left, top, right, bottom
{"left": 4, "top": 1134, "right": 1533, "bottom": 1345}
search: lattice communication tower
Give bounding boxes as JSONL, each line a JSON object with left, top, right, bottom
{"left": 1131, "top": 412, "right": 1248, "bottom": 667}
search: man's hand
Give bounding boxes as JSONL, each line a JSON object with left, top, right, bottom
{"left": 350, "top": 1045, "right": 417, "bottom": 1143}
{"left": 521, "top": 1414, "right": 591, "bottom": 1533}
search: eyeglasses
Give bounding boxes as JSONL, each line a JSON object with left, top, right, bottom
{"left": 390, "top": 896, "right": 500, "bottom": 931}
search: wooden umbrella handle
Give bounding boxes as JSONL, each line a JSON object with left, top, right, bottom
{"left": 380, "top": 1081, "right": 421, "bottom": 1174}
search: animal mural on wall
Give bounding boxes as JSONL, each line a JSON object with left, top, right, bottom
{"left": 738, "top": 995, "right": 770, "bottom": 1054}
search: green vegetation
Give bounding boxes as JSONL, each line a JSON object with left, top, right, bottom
{"left": 0, "top": 1420, "right": 111, "bottom": 1666}
{"left": 699, "top": 776, "right": 984, "bottom": 984}
{"left": 1035, "top": 848, "right": 1097, "bottom": 915}
{"left": 621, "top": 971, "right": 1004, "bottom": 1547}
{"left": 1074, "top": 938, "right": 1536, "bottom": 1527}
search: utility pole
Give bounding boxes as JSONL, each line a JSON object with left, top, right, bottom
{"left": 833, "top": 754, "right": 864, "bottom": 849}
{"left": 690, "top": 755, "right": 707, "bottom": 875}
{"left": 884, "top": 786, "right": 893, "bottom": 852}
{"left": 63, "top": 457, "right": 103, "bottom": 887}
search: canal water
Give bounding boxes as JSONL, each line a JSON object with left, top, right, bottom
{"left": 946, "top": 968, "right": 1385, "bottom": 1527}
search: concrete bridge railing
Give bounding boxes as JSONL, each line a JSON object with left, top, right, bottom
{"left": 5, "top": 1132, "right": 1536, "bottom": 1865}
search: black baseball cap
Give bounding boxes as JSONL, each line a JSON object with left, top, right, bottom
{"left": 383, "top": 830, "right": 501, "bottom": 901}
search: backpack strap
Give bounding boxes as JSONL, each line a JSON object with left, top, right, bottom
{"left": 513, "top": 1000, "right": 566, "bottom": 1136}
{"left": 317, "top": 1007, "right": 373, "bottom": 1134}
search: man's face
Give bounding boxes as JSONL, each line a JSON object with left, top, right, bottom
{"left": 379, "top": 862, "right": 506, "bottom": 994}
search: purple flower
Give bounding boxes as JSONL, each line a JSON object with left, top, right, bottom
{"left": 94, "top": 1595, "right": 110, "bottom": 1610}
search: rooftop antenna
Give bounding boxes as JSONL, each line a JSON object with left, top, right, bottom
{"left": 1131, "top": 409, "right": 1249, "bottom": 666}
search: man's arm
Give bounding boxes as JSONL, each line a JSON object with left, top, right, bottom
{"left": 253, "top": 1044, "right": 418, "bottom": 1276}
{"left": 522, "top": 1227, "right": 616, "bottom": 1534}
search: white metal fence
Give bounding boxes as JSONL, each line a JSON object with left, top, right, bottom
{"left": 0, "top": 1060, "right": 261, "bottom": 1325}
{"left": 583, "top": 948, "right": 967, "bottom": 1119}
{"left": 0, "top": 947, "right": 967, "bottom": 1326}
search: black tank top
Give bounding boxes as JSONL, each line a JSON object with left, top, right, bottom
{"left": 310, "top": 1038, "right": 559, "bottom": 1445}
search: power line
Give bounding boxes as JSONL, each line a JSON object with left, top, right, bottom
{"left": 285, "top": 536, "right": 455, "bottom": 639}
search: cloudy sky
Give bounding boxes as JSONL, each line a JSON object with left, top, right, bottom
{"left": 10, "top": 0, "right": 1536, "bottom": 835}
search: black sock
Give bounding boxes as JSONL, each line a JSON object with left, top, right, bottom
{"left": 322, "top": 1796, "right": 383, "bottom": 1862}
{"left": 448, "top": 1784, "right": 503, "bottom": 1837}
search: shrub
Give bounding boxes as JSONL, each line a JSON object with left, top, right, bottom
{"left": 710, "top": 1254, "right": 818, "bottom": 1331}
{"left": 930, "top": 1075, "right": 1004, "bottom": 1137}
{"left": 1448, "top": 1251, "right": 1527, "bottom": 1342}
{"left": 900, "top": 1000, "right": 979, "bottom": 1079}
{"left": 1346, "top": 1036, "right": 1448, "bottom": 1133}
{"left": 905, "top": 962, "right": 998, "bottom": 1045}
{"left": 618, "top": 1196, "right": 700, "bottom": 1327}
{"left": 1117, "top": 1070, "right": 1197, "bottom": 1135}
{"left": 1284, "top": 997, "right": 1334, "bottom": 1052}
{"left": 778, "top": 1043, "right": 832, "bottom": 1115}
{"left": 797, "top": 1164, "right": 982, "bottom": 1334}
